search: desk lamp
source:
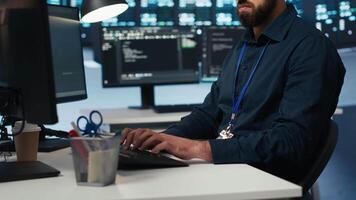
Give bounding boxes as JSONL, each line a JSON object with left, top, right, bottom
{"left": 81, "top": 0, "right": 129, "bottom": 23}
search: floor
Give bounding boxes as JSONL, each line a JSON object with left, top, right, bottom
{"left": 49, "top": 47, "right": 356, "bottom": 200}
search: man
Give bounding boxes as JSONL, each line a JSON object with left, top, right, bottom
{"left": 120, "top": 0, "right": 345, "bottom": 182}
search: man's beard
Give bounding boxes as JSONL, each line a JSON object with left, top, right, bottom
{"left": 237, "top": 0, "right": 278, "bottom": 27}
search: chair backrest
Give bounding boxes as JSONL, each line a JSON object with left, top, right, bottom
{"left": 299, "top": 120, "right": 338, "bottom": 193}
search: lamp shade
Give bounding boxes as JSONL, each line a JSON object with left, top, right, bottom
{"left": 81, "top": 0, "right": 129, "bottom": 23}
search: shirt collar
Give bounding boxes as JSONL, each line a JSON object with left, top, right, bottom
{"left": 243, "top": 3, "right": 298, "bottom": 43}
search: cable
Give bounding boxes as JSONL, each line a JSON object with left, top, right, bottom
{"left": 6, "top": 91, "right": 25, "bottom": 137}
{"left": 0, "top": 101, "right": 9, "bottom": 111}
{"left": 0, "top": 89, "right": 24, "bottom": 161}
{"left": 0, "top": 88, "right": 26, "bottom": 136}
{"left": 10, "top": 93, "right": 26, "bottom": 136}
{"left": 0, "top": 116, "right": 13, "bottom": 162}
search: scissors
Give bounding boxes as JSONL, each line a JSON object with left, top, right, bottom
{"left": 76, "top": 110, "right": 103, "bottom": 137}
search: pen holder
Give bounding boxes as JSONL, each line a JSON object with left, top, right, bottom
{"left": 69, "top": 136, "right": 120, "bottom": 186}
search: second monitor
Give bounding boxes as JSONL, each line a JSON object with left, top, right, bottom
{"left": 201, "top": 26, "right": 245, "bottom": 80}
{"left": 48, "top": 5, "right": 87, "bottom": 103}
{"left": 101, "top": 27, "right": 201, "bottom": 109}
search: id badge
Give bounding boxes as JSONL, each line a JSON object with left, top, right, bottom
{"left": 217, "top": 124, "right": 234, "bottom": 139}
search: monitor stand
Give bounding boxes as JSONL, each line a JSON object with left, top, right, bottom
{"left": 128, "top": 85, "right": 201, "bottom": 113}
{"left": 129, "top": 85, "right": 155, "bottom": 110}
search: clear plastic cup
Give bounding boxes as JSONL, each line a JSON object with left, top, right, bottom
{"left": 69, "top": 136, "right": 120, "bottom": 186}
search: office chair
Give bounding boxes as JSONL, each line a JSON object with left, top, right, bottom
{"left": 298, "top": 120, "right": 338, "bottom": 199}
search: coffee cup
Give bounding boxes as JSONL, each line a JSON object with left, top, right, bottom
{"left": 12, "top": 121, "right": 41, "bottom": 161}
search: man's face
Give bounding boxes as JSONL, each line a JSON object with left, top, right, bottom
{"left": 237, "top": 0, "right": 278, "bottom": 27}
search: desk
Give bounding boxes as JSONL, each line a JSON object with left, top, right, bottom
{"left": 80, "top": 108, "right": 190, "bottom": 131}
{"left": 81, "top": 107, "right": 344, "bottom": 132}
{"left": 0, "top": 149, "right": 301, "bottom": 200}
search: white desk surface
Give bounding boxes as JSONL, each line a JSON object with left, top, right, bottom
{"left": 80, "top": 108, "right": 189, "bottom": 124}
{"left": 0, "top": 149, "right": 301, "bottom": 200}
{"left": 81, "top": 107, "right": 344, "bottom": 124}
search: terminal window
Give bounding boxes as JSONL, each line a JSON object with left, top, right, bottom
{"left": 202, "top": 27, "right": 245, "bottom": 78}
{"left": 101, "top": 27, "right": 201, "bottom": 87}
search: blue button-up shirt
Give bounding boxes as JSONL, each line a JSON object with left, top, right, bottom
{"left": 165, "top": 4, "right": 345, "bottom": 182}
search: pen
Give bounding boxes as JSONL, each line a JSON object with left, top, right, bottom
{"left": 71, "top": 121, "right": 82, "bottom": 136}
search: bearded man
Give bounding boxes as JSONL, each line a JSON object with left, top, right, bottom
{"left": 120, "top": 0, "right": 345, "bottom": 184}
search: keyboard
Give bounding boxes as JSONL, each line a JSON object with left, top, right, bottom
{"left": 118, "top": 147, "right": 188, "bottom": 170}
{"left": 0, "top": 161, "right": 60, "bottom": 182}
{"left": 153, "top": 104, "right": 201, "bottom": 113}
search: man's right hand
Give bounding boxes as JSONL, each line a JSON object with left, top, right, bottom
{"left": 120, "top": 128, "right": 162, "bottom": 150}
{"left": 119, "top": 127, "right": 213, "bottom": 162}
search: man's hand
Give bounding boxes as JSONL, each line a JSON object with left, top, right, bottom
{"left": 120, "top": 128, "right": 213, "bottom": 161}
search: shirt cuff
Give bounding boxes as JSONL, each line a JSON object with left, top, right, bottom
{"left": 208, "top": 138, "right": 240, "bottom": 164}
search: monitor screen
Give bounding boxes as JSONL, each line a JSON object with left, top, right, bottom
{"left": 101, "top": 27, "right": 201, "bottom": 87}
{"left": 201, "top": 26, "right": 245, "bottom": 79}
{"left": 48, "top": 5, "right": 87, "bottom": 103}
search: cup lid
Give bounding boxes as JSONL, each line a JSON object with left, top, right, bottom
{"left": 12, "top": 121, "right": 41, "bottom": 133}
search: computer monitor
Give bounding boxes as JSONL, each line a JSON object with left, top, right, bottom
{"left": 101, "top": 27, "right": 201, "bottom": 109}
{"left": 201, "top": 26, "right": 245, "bottom": 80}
{"left": 48, "top": 5, "right": 87, "bottom": 103}
{"left": 0, "top": 0, "right": 58, "bottom": 124}
{"left": 0, "top": 0, "right": 60, "bottom": 182}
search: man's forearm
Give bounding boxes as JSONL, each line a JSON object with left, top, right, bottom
{"left": 195, "top": 141, "right": 213, "bottom": 162}
{"left": 161, "top": 133, "right": 213, "bottom": 162}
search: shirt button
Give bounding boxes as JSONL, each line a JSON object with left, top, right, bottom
{"left": 242, "top": 65, "right": 248, "bottom": 70}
